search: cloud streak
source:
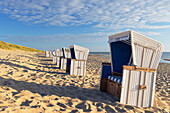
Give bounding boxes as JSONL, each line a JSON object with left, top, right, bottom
{"left": 0, "top": 0, "right": 170, "bottom": 30}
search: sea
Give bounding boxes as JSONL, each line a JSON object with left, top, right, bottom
{"left": 89, "top": 52, "right": 170, "bottom": 63}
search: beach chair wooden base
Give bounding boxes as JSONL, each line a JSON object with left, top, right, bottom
{"left": 107, "top": 79, "right": 121, "bottom": 99}
{"left": 100, "top": 62, "right": 158, "bottom": 107}
{"left": 100, "top": 78, "right": 108, "bottom": 92}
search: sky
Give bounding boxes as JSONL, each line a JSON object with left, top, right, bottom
{"left": 0, "top": 0, "right": 170, "bottom": 52}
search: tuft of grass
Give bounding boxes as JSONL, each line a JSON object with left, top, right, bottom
{"left": 0, "top": 40, "right": 44, "bottom": 53}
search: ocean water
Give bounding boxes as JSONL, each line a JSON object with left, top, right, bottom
{"left": 89, "top": 52, "right": 110, "bottom": 56}
{"left": 89, "top": 52, "right": 170, "bottom": 63}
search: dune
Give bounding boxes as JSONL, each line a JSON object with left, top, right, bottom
{"left": 0, "top": 48, "right": 169, "bottom": 112}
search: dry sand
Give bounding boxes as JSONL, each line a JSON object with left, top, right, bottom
{"left": 0, "top": 49, "right": 169, "bottom": 113}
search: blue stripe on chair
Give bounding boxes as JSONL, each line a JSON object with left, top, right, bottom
{"left": 108, "top": 76, "right": 122, "bottom": 84}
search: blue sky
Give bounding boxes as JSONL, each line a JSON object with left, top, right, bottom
{"left": 0, "top": 0, "right": 170, "bottom": 52}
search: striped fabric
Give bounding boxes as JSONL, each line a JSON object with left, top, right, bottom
{"left": 108, "top": 76, "right": 122, "bottom": 84}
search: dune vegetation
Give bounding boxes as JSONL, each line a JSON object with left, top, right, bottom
{"left": 0, "top": 40, "right": 44, "bottom": 53}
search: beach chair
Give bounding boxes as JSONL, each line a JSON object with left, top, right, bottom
{"left": 100, "top": 30, "right": 163, "bottom": 107}
{"left": 66, "top": 45, "right": 89, "bottom": 76}
{"left": 45, "top": 51, "right": 50, "bottom": 57}
{"left": 53, "top": 49, "right": 63, "bottom": 66}
{"left": 52, "top": 49, "right": 57, "bottom": 64}
{"left": 49, "top": 51, "right": 53, "bottom": 58}
{"left": 59, "top": 47, "right": 71, "bottom": 70}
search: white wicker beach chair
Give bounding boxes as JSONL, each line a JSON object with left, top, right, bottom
{"left": 66, "top": 45, "right": 89, "bottom": 76}
{"left": 53, "top": 49, "right": 63, "bottom": 66}
{"left": 100, "top": 30, "right": 163, "bottom": 107}
{"left": 45, "top": 51, "right": 50, "bottom": 57}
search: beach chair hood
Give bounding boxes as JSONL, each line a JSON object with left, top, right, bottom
{"left": 70, "top": 45, "right": 89, "bottom": 60}
{"left": 62, "top": 47, "right": 71, "bottom": 58}
{"left": 108, "top": 30, "right": 163, "bottom": 73}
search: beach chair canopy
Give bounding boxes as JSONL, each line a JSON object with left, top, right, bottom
{"left": 70, "top": 45, "right": 89, "bottom": 60}
{"left": 62, "top": 47, "right": 71, "bottom": 58}
{"left": 108, "top": 30, "right": 163, "bottom": 74}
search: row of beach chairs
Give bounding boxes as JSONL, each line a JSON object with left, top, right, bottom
{"left": 45, "top": 45, "right": 89, "bottom": 76}
{"left": 45, "top": 30, "right": 163, "bottom": 108}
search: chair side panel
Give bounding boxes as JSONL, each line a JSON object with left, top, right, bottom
{"left": 121, "top": 68, "right": 156, "bottom": 107}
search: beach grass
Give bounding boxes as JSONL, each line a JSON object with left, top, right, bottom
{"left": 0, "top": 40, "right": 44, "bottom": 53}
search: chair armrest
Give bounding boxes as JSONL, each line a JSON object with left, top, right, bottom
{"left": 101, "top": 63, "right": 112, "bottom": 78}
{"left": 102, "top": 62, "right": 111, "bottom": 65}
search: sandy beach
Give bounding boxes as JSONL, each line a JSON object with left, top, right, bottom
{"left": 0, "top": 49, "right": 169, "bottom": 113}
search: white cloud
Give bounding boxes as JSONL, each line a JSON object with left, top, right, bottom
{"left": 138, "top": 31, "right": 161, "bottom": 36}
{"left": 0, "top": 0, "right": 170, "bottom": 30}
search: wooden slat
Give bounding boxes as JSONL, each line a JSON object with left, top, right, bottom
{"left": 123, "top": 65, "right": 157, "bottom": 72}
{"left": 72, "top": 60, "right": 75, "bottom": 75}
{"left": 126, "top": 70, "right": 132, "bottom": 104}
{"left": 139, "top": 85, "right": 147, "bottom": 90}
{"left": 142, "top": 51, "right": 156, "bottom": 107}
{"left": 137, "top": 48, "right": 145, "bottom": 106}
{"left": 83, "top": 61, "right": 86, "bottom": 76}
{"left": 77, "top": 60, "right": 79, "bottom": 75}
{"left": 142, "top": 72, "right": 148, "bottom": 107}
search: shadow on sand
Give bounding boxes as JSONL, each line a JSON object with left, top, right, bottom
{"left": 0, "top": 76, "right": 128, "bottom": 112}
{"left": 0, "top": 52, "right": 130, "bottom": 112}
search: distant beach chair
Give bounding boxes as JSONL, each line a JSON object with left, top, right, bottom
{"left": 66, "top": 45, "right": 89, "bottom": 76}
{"left": 100, "top": 30, "right": 163, "bottom": 107}
{"left": 52, "top": 49, "right": 58, "bottom": 64}
{"left": 59, "top": 47, "right": 71, "bottom": 70}
{"left": 49, "top": 51, "right": 53, "bottom": 58}
{"left": 45, "top": 51, "right": 53, "bottom": 57}
{"left": 45, "top": 51, "right": 50, "bottom": 57}
{"left": 53, "top": 49, "right": 63, "bottom": 66}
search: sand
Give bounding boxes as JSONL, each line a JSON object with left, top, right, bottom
{"left": 0, "top": 49, "right": 169, "bottom": 113}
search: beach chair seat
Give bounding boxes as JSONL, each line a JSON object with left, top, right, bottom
{"left": 108, "top": 76, "right": 122, "bottom": 84}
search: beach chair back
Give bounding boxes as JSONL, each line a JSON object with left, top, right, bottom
{"left": 70, "top": 45, "right": 89, "bottom": 60}
{"left": 62, "top": 48, "right": 71, "bottom": 58}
